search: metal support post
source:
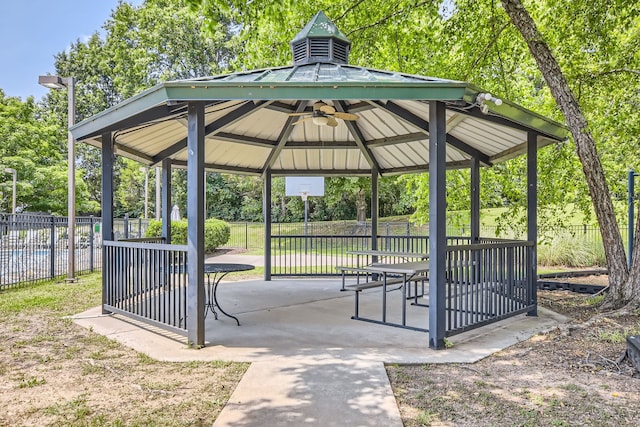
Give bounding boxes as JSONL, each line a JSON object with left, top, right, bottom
{"left": 628, "top": 170, "right": 638, "bottom": 268}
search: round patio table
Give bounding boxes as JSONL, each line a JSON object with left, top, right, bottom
{"left": 204, "top": 263, "right": 255, "bottom": 325}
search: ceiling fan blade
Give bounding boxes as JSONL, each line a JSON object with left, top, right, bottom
{"left": 327, "top": 117, "right": 339, "bottom": 127}
{"left": 288, "top": 112, "right": 311, "bottom": 117}
{"left": 333, "top": 112, "right": 359, "bottom": 121}
{"left": 319, "top": 104, "right": 336, "bottom": 115}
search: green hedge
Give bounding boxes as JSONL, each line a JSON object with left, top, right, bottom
{"left": 146, "top": 218, "right": 230, "bottom": 253}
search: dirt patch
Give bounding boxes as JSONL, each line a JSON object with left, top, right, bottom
{"left": 388, "top": 288, "right": 640, "bottom": 426}
{"left": 0, "top": 294, "right": 248, "bottom": 426}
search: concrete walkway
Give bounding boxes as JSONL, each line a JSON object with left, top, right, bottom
{"left": 73, "top": 257, "right": 568, "bottom": 426}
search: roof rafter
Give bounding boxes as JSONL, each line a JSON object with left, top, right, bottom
{"left": 151, "top": 101, "right": 272, "bottom": 163}
{"left": 261, "top": 101, "right": 309, "bottom": 174}
{"left": 335, "top": 100, "right": 381, "bottom": 171}
{"left": 374, "top": 101, "right": 493, "bottom": 166}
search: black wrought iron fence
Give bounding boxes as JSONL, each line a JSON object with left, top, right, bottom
{"left": 1, "top": 213, "right": 625, "bottom": 289}
{"left": 0, "top": 214, "right": 151, "bottom": 289}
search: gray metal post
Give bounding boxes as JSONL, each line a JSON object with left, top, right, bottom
{"left": 527, "top": 132, "right": 538, "bottom": 316}
{"left": 66, "top": 77, "right": 76, "bottom": 282}
{"left": 101, "top": 132, "right": 114, "bottom": 315}
{"left": 304, "top": 196, "right": 308, "bottom": 253}
{"left": 124, "top": 214, "right": 129, "bottom": 239}
{"left": 628, "top": 170, "right": 637, "bottom": 268}
{"left": 37, "top": 74, "right": 75, "bottom": 281}
{"left": 470, "top": 157, "right": 480, "bottom": 242}
{"left": 428, "top": 101, "right": 447, "bottom": 350}
{"left": 89, "top": 215, "right": 94, "bottom": 272}
{"left": 186, "top": 102, "right": 205, "bottom": 347}
{"left": 371, "top": 169, "right": 379, "bottom": 253}
{"left": 155, "top": 167, "right": 161, "bottom": 220}
{"left": 264, "top": 170, "right": 272, "bottom": 281}
{"left": 161, "top": 159, "right": 172, "bottom": 243}
{"left": 49, "top": 215, "right": 56, "bottom": 279}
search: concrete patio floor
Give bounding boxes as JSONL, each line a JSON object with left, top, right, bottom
{"left": 73, "top": 277, "right": 567, "bottom": 364}
{"left": 72, "top": 276, "right": 568, "bottom": 426}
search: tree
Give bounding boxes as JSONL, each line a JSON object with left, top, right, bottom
{"left": 43, "top": 0, "right": 240, "bottom": 216}
{"left": 184, "top": 0, "right": 640, "bottom": 307}
{"left": 0, "top": 90, "right": 97, "bottom": 214}
{"left": 500, "top": 0, "right": 639, "bottom": 308}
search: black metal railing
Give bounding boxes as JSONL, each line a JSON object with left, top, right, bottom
{"left": 103, "top": 240, "right": 188, "bottom": 335}
{"left": 444, "top": 240, "right": 535, "bottom": 336}
{"left": 270, "top": 234, "right": 476, "bottom": 276}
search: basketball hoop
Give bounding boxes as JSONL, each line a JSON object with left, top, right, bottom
{"left": 300, "top": 192, "right": 309, "bottom": 202}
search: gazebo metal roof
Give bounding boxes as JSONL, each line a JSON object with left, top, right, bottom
{"left": 71, "top": 19, "right": 566, "bottom": 177}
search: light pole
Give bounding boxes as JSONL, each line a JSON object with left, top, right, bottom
{"left": 39, "top": 74, "right": 76, "bottom": 282}
{"left": 140, "top": 166, "right": 149, "bottom": 219}
{"left": 3, "top": 168, "right": 16, "bottom": 214}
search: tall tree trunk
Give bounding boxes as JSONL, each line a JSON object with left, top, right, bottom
{"left": 501, "top": 0, "right": 635, "bottom": 308}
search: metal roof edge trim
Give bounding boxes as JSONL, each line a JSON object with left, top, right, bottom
{"left": 462, "top": 84, "right": 567, "bottom": 141}
{"left": 161, "top": 86, "right": 468, "bottom": 102}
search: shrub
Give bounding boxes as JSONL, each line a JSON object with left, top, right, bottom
{"left": 146, "top": 219, "right": 230, "bottom": 253}
{"left": 204, "top": 218, "right": 231, "bottom": 252}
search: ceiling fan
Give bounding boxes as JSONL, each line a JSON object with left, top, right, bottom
{"left": 289, "top": 102, "right": 359, "bottom": 127}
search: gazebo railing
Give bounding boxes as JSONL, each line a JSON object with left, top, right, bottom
{"left": 270, "top": 235, "right": 475, "bottom": 276}
{"left": 100, "top": 234, "right": 534, "bottom": 339}
{"left": 444, "top": 240, "right": 535, "bottom": 336}
{"left": 103, "top": 240, "right": 188, "bottom": 335}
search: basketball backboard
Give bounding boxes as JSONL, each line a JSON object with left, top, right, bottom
{"left": 285, "top": 176, "right": 325, "bottom": 197}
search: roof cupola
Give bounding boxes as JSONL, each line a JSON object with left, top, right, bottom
{"left": 290, "top": 11, "right": 351, "bottom": 65}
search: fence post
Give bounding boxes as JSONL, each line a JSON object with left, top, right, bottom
{"left": 385, "top": 223, "right": 390, "bottom": 251}
{"left": 138, "top": 217, "right": 142, "bottom": 238}
{"left": 89, "top": 216, "right": 95, "bottom": 272}
{"left": 245, "top": 222, "right": 248, "bottom": 249}
{"left": 124, "top": 214, "right": 129, "bottom": 239}
{"left": 50, "top": 215, "right": 56, "bottom": 279}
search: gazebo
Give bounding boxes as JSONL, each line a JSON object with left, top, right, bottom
{"left": 70, "top": 12, "right": 566, "bottom": 349}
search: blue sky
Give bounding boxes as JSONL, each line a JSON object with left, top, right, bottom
{"left": 0, "top": 0, "right": 142, "bottom": 101}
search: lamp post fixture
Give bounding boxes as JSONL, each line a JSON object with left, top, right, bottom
{"left": 39, "top": 74, "right": 76, "bottom": 282}
{"left": 3, "top": 168, "right": 16, "bottom": 214}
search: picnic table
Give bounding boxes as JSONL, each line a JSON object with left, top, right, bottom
{"left": 337, "top": 251, "right": 430, "bottom": 332}
{"left": 338, "top": 250, "right": 428, "bottom": 291}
